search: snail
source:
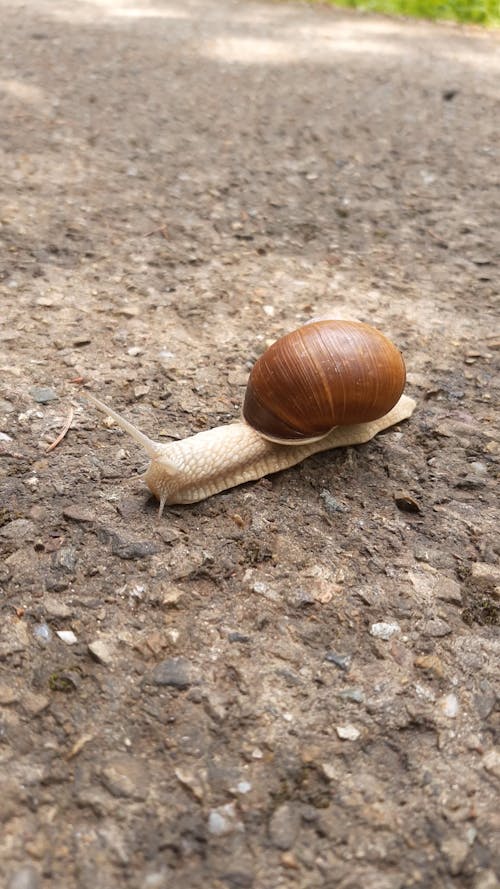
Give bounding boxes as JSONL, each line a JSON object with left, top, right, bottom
{"left": 86, "top": 319, "right": 415, "bottom": 513}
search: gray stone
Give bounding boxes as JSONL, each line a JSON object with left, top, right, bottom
{"left": 53, "top": 545, "right": 78, "bottom": 573}
{"left": 0, "top": 619, "right": 30, "bottom": 657}
{"left": 208, "top": 802, "right": 241, "bottom": 836}
{"left": 88, "top": 640, "right": 115, "bottom": 665}
{"left": 62, "top": 505, "right": 96, "bottom": 523}
{"left": 338, "top": 687, "right": 365, "bottom": 703}
{"left": 471, "top": 563, "right": 500, "bottom": 588}
{"left": 0, "top": 682, "right": 19, "bottom": 704}
{"left": 474, "top": 680, "right": 496, "bottom": 719}
{"left": 421, "top": 618, "right": 452, "bottom": 637}
{"left": 441, "top": 836, "right": 470, "bottom": 876}
{"left": 434, "top": 577, "right": 462, "bottom": 604}
{"left": 269, "top": 802, "right": 300, "bottom": 850}
{"left": 33, "top": 622, "right": 52, "bottom": 644}
{"left": 8, "top": 866, "right": 40, "bottom": 889}
{"left": 112, "top": 537, "right": 159, "bottom": 560}
{"left": 151, "top": 657, "right": 197, "bottom": 689}
{"left": 29, "top": 386, "right": 57, "bottom": 403}
{"left": 320, "top": 489, "right": 347, "bottom": 514}
{"left": 0, "top": 519, "right": 36, "bottom": 540}
{"left": 43, "top": 595, "right": 72, "bottom": 619}
{"left": 325, "top": 652, "right": 351, "bottom": 671}
{"left": 473, "top": 871, "right": 500, "bottom": 889}
{"left": 101, "top": 755, "right": 149, "bottom": 800}
{"left": 22, "top": 692, "right": 50, "bottom": 716}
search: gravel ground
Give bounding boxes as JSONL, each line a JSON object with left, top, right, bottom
{"left": 0, "top": 1, "right": 499, "bottom": 887}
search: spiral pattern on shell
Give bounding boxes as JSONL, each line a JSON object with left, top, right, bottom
{"left": 242, "top": 319, "right": 406, "bottom": 443}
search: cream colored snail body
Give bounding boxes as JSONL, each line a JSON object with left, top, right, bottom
{"left": 87, "top": 320, "right": 415, "bottom": 513}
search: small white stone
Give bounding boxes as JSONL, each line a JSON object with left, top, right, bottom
{"left": 208, "top": 803, "right": 240, "bottom": 836}
{"left": 439, "top": 693, "right": 459, "bottom": 718}
{"left": 415, "top": 682, "right": 436, "bottom": 702}
{"left": 336, "top": 724, "right": 360, "bottom": 741}
{"left": 236, "top": 781, "right": 252, "bottom": 794}
{"left": 469, "top": 461, "right": 488, "bottom": 474}
{"left": 56, "top": 630, "right": 78, "bottom": 645}
{"left": 34, "top": 623, "right": 52, "bottom": 644}
{"left": 370, "top": 621, "right": 401, "bottom": 640}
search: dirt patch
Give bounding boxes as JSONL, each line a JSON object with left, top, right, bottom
{"left": 0, "top": 1, "right": 499, "bottom": 887}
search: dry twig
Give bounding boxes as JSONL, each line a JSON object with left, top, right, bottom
{"left": 46, "top": 406, "right": 74, "bottom": 453}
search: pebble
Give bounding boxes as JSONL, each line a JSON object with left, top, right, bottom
{"left": 325, "top": 652, "right": 351, "bottom": 671}
{"left": 471, "top": 563, "right": 500, "bottom": 588}
{"left": 62, "top": 505, "right": 96, "bottom": 523}
{"left": 22, "top": 692, "right": 49, "bottom": 715}
{"left": 441, "top": 836, "right": 470, "bottom": 876}
{"left": 53, "top": 545, "right": 78, "bottom": 573}
{"left": 29, "top": 386, "right": 58, "bottom": 403}
{"left": 112, "top": 537, "right": 159, "bottom": 560}
{"left": 151, "top": 657, "right": 197, "bottom": 689}
{"left": 421, "top": 618, "right": 452, "bottom": 637}
{"left": 320, "top": 490, "right": 347, "bottom": 514}
{"left": 88, "top": 640, "right": 115, "bottom": 665}
{"left": 101, "top": 754, "right": 149, "bottom": 800}
{"left": 228, "top": 632, "right": 251, "bottom": 643}
{"left": 56, "top": 629, "right": 78, "bottom": 645}
{"left": 43, "top": 596, "right": 72, "bottom": 619}
{"left": 0, "top": 682, "right": 19, "bottom": 704}
{"left": 482, "top": 749, "right": 500, "bottom": 779}
{"left": 33, "top": 622, "right": 52, "bottom": 644}
{"left": 370, "top": 621, "right": 401, "bottom": 640}
{"left": 159, "top": 584, "right": 185, "bottom": 607}
{"left": 0, "top": 619, "right": 30, "bottom": 657}
{"left": 7, "top": 866, "right": 40, "bottom": 889}
{"left": 336, "top": 724, "right": 360, "bottom": 741}
{"left": 414, "top": 654, "right": 445, "bottom": 678}
{"left": 269, "top": 802, "right": 300, "bottom": 850}
{"left": 473, "top": 870, "right": 500, "bottom": 889}
{"left": 474, "top": 681, "right": 496, "bottom": 719}
{"left": 434, "top": 577, "right": 462, "bottom": 604}
{"left": 281, "top": 851, "right": 299, "bottom": 870}
{"left": 338, "top": 687, "right": 364, "bottom": 703}
{"left": 175, "top": 767, "right": 207, "bottom": 801}
{"left": 394, "top": 491, "right": 422, "bottom": 514}
{"left": 236, "top": 781, "right": 252, "bottom": 794}
{"left": 0, "top": 519, "right": 36, "bottom": 540}
{"left": 208, "top": 802, "right": 241, "bottom": 836}
{"left": 469, "top": 461, "right": 488, "bottom": 474}
{"left": 143, "top": 872, "right": 171, "bottom": 889}
{"left": 251, "top": 580, "right": 280, "bottom": 601}
{"left": 438, "top": 693, "right": 459, "bottom": 718}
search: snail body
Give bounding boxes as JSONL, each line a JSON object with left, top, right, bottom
{"left": 87, "top": 320, "right": 415, "bottom": 512}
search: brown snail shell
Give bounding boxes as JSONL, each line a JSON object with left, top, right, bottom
{"left": 242, "top": 319, "right": 406, "bottom": 443}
